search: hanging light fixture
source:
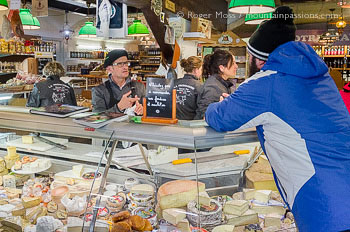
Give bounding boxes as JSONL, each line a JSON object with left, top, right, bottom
{"left": 245, "top": 12, "right": 272, "bottom": 24}
{"left": 229, "top": 0, "right": 275, "bottom": 14}
{"left": 79, "top": 22, "right": 97, "bottom": 38}
{"left": 19, "top": 9, "right": 40, "bottom": 30}
{"left": 319, "top": 29, "right": 340, "bottom": 45}
{"left": 0, "top": 0, "right": 8, "bottom": 10}
{"left": 128, "top": 19, "right": 150, "bottom": 36}
{"left": 79, "top": 2, "right": 97, "bottom": 38}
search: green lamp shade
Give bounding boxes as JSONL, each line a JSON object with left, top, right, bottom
{"left": 245, "top": 12, "right": 272, "bottom": 24}
{"left": 20, "top": 9, "right": 40, "bottom": 29}
{"left": 128, "top": 20, "right": 149, "bottom": 36}
{"left": 0, "top": 0, "right": 8, "bottom": 10}
{"left": 229, "top": 0, "right": 275, "bottom": 14}
{"left": 79, "top": 22, "right": 97, "bottom": 38}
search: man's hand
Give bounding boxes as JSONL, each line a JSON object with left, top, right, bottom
{"left": 117, "top": 91, "right": 138, "bottom": 111}
{"left": 134, "top": 95, "right": 143, "bottom": 115}
{"left": 220, "top": 93, "right": 230, "bottom": 102}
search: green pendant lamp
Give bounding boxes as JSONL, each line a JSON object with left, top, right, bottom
{"left": 79, "top": 22, "right": 97, "bottom": 38}
{"left": 0, "top": 0, "right": 8, "bottom": 10}
{"left": 229, "top": 0, "right": 275, "bottom": 14}
{"left": 19, "top": 9, "right": 40, "bottom": 29}
{"left": 245, "top": 12, "right": 272, "bottom": 24}
{"left": 128, "top": 20, "right": 149, "bottom": 36}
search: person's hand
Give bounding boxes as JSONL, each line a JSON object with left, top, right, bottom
{"left": 134, "top": 95, "right": 143, "bottom": 115}
{"left": 220, "top": 93, "right": 230, "bottom": 102}
{"left": 117, "top": 91, "right": 138, "bottom": 111}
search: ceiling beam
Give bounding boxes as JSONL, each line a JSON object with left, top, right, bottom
{"left": 141, "top": 5, "right": 174, "bottom": 64}
{"left": 171, "top": 0, "right": 228, "bottom": 31}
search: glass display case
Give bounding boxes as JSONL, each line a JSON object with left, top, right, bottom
{"left": 0, "top": 106, "right": 296, "bottom": 231}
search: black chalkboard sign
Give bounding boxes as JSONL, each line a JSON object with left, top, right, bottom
{"left": 145, "top": 78, "right": 174, "bottom": 118}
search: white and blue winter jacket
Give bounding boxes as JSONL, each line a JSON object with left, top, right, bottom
{"left": 206, "top": 41, "right": 350, "bottom": 232}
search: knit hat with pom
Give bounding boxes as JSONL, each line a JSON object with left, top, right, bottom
{"left": 247, "top": 6, "right": 297, "bottom": 61}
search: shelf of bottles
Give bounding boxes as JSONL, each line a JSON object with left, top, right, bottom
{"left": 129, "top": 48, "right": 163, "bottom": 82}
{"left": 70, "top": 51, "right": 106, "bottom": 59}
{"left": 312, "top": 45, "right": 350, "bottom": 70}
{"left": 0, "top": 39, "right": 55, "bottom": 55}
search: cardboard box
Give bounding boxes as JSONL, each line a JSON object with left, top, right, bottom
{"left": 169, "top": 17, "right": 191, "bottom": 39}
{"left": 22, "top": 58, "right": 38, "bottom": 75}
{"left": 191, "top": 18, "right": 212, "bottom": 39}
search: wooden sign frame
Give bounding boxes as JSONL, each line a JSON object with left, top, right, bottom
{"left": 141, "top": 89, "right": 178, "bottom": 124}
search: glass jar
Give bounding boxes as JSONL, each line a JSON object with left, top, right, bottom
{"left": 8, "top": 40, "right": 15, "bottom": 54}
{"left": 1, "top": 40, "right": 8, "bottom": 54}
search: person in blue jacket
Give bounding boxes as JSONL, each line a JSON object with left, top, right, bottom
{"left": 205, "top": 6, "right": 350, "bottom": 232}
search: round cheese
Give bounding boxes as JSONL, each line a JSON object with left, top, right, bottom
{"left": 187, "top": 199, "right": 223, "bottom": 227}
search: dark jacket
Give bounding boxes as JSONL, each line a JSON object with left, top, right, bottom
{"left": 26, "top": 76, "right": 77, "bottom": 107}
{"left": 92, "top": 76, "right": 145, "bottom": 113}
{"left": 195, "top": 74, "right": 233, "bottom": 119}
{"left": 174, "top": 74, "right": 202, "bottom": 120}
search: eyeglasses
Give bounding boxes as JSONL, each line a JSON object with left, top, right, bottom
{"left": 112, "top": 61, "right": 130, "bottom": 68}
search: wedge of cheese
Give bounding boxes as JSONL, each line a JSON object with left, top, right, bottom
{"left": 212, "top": 225, "right": 235, "bottom": 232}
{"left": 131, "top": 184, "right": 154, "bottom": 195}
{"left": 22, "top": 197, "right": 40, "bottom": 209}
{"left": 157, "top": 180, "right": 205, "bottom": 210}
{"left": 264, "top": 214, "right": 281, "bottom": 228}
{"left": 177, "top": 219, "right": 191, "bottom": 232}
{"left": 11, "top": 204, "right": 25, "bottom": 216}
{"left": 245, "top": 170, "right": 277, "bottom": 191}
{"left": 196, "top": 191, "right": 211, "bottom": 206}
{"left": 250, "top": 203, "right": 286, "bottom": 216}
{"left": 224, "top": 200, "right": 249, "bottom": 216}
{"left": 72, "top": 165, "right": 84, "bottom": 177}
{"left": 22, "top": 136, "right": 34, "bottom": 144}
{"left": 163, "top": 208, "right": 187, "bottom": 225}
{"left": 244, "top": 190, "right": 271, "bottom": 203}
{"left": 226, "top": 209, "right": 259, "bottom": 226}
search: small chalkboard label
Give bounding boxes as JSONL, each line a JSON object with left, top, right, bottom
{"left": 146, "top": 78, "right": 174, "bottom": 118}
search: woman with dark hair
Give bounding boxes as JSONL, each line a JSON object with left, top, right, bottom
{"left": 26, "top": 61, "right": 77, "bottom": 107}
{"left": 195, "top": 49, "right": 238, "bottom": 119}
{"left": 174, "top": 56, "right": 203, "bottom": 120}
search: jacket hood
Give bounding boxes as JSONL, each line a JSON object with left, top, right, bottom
{"left": 262, "top": 41, "right": 329, "bottom": 79}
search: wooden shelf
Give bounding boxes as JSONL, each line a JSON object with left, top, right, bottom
{"left": 0, "top": 72, "right": 17, "bottom": 76}
{"left": 140, "top": 63, "right": 160, "bottom": 66}
{"left": 0, "top": 53, "right": 34, "bottom": 58}
{"left": 140, "top": 55, "right": 161, "bottom": 58}
{"left": 78, "top": 74, "right": 108, "bottom": 79}
{"left": 330, "top": 68, "right": 350, "bottom": 70}
{"left": 68, "top": 58, "right": 104, "bottom": 61}
{"left": 183, "top": 37, "right": 213, "bottom": 43}
{"left": 323, "top": 55, "right": 346, "bottom": 58}
{"left": 129, "top": 60, "right": 140, "bottom": 62}
{"left": 73, "top": 84, "right": 100, "bottom": 88}
{"left": 144, "top": 74, "right": 163, "bottom": 77}
{"left": 66, "top": 72, "right": 81, "bottom": 75}
{"left": 131, "top": 70, "right": 156, "bottom": 73}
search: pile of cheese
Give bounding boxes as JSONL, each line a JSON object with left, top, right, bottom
{"left": 156, "top": 180, "right": 207, "bottom": 232}
{"left": 223, "top": 189, "right": 296, "bottom": 231}
{"left": 245, "top": 155, "right": 277, "bottom": 191}
{"left": 14, "top": 156, "right": 51, "bottom": 172}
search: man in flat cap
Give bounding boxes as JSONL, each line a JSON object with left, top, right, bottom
{"left": 92, "top": 49, "right": 145, "bottom": 114}
{"left": 205, "top": 6, "right": 350, "bottom": 231}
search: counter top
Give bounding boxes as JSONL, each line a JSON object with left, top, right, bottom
{"left": 0, "top": 107, "right": 259, "bottom": 149}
